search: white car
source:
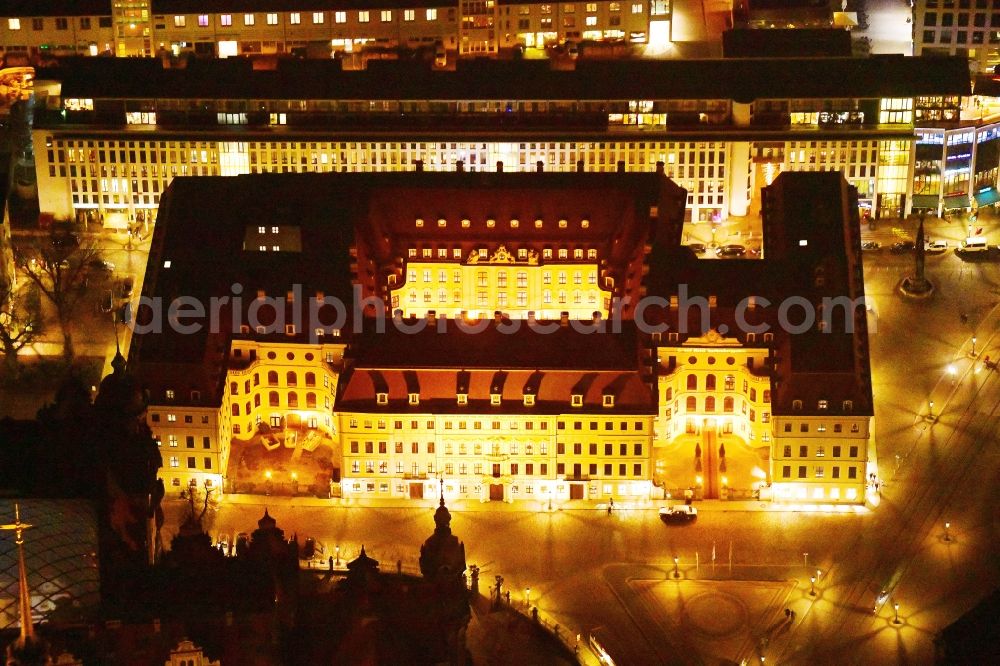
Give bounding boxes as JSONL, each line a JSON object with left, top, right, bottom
{"left": 658, "top": 505, "right": 698, "bottom": 523}
{"left": 924, "top": 239, "right": 948, "bottom": 253}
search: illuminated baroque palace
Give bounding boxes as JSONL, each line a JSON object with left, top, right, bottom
{"left": 132, "top": 169, "right": 874, "bottom": 505}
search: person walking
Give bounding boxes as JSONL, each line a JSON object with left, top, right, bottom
{"left": 607, "top": 497, "right": 614, "bottom": 515}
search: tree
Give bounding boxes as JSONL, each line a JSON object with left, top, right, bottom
{"left": 0, "top": 273, "right": 41, "bottom": 374}
{"left": 17, "top": 235, "right": 101, "bottom": 362}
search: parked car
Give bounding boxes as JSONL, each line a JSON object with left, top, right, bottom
{"left": 119, "top": 276, "right": 134, "bottom": 298}
{"left": 861, "top": 241, "right": 881, "bottom": 251}
{"left": 686, "top": 242, "right": 707, "bottom": 255}
{"left": 924, "top": 239, "right": 948, "bottom": 253}
{"left": 957, "top": 236, "right": 989, "bottom": 253}
{"left": 87, "top": 258, "right": 115, "bottom": 273}
{"left": 658, "top": 505, "right": 698, "bottom": 524}
{"left": 433, "top": 41, "right": 447, "bottom": 68}
{"left": 50, "top": 232, "right": 79, "bottom": 249}
{"left": 99, "top": 290, "right": 114, "bottom": 314}
{"left": 716, "top": 244, "right": 747, "bottom": 258}
{"left": 889, "top": 241, "right": 915, "bottom": 254}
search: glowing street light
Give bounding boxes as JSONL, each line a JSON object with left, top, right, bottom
{"left": 809, "top": 575, "right": 817, "bottom": 596}
{"left": 947, "top": 365, "right": 957, "bottom": 385}
{"left": 525, "top": 586, "right": 531, "bottom": 607}
{"left": 264, "top": 469, "right": 272, "bottom": 480}
{"left": 673, "top": 556, "right": 680, "bottom": 579}
{"left": 971, "top": 336, "right": 978, "bottom": 358}
{"left": 335, "top": 545, "right": 341, "bottom": 566}
{"left": 943, "top": 521, "right": 953, "bottom": 543}
{"left": 893, "top": 602, "right": 901, "bottom": 625}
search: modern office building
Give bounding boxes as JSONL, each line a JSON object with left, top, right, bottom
{"left": 913, "top": 0, "right": 1000, "bottom": 74}
{"left": 29, "top": 54, "right": 968, "bottom": 233}
{"left": 134, "top": 169, "right": 872, "bottom": 504}
{"left": 0, "top": 0, "right": 650, "bottom": 59}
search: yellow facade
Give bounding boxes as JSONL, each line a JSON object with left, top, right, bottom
{"left": 393, "top": 250, "right": 610, "bottom": 319}
{"left": 339, "top": 407, "right": 653, "bottom": 502}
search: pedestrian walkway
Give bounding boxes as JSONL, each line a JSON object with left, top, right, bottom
{"left": 215, "top": 492, "right": 869, "bottom": 514}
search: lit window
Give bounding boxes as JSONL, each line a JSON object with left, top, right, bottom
{"left": 173, "top": 15, "right": 185, "bottom": 27}
{"left": 427, "top": 9, "right": 438, "bottom": 20}
{"left": 335, "top": 11, "right": 347, "bottom": 23}
{"left": 313, "top": 12, "right": 324, "bottom": 24}
{"left": 381, "top": 10, "right": 393, "bottom": 22}
{"left": 632, "top": 3, "right": 644, "bottom": 13}
{"left": 244, "top": 13, "right": 255, "bottom": 26}
{"left": 587, "top": 2, "right": 598, "bottom": 10}
{"left": 267, "top": 13, "right": 279, "bottom": 25}
{"left": 359, "top": 11, "right": 370, "bottom": 23}
{"left": 198, "top": 15, "right": 209, "bottom": 27}
{"left": 290, "top": 12, "right": 301, "bottom": 24}
{"left": 220, "top": 14, "right": 232, "bottom": 26}
{"left": 8, "top": 18, "right": 20, "bottom": 30}
{"left": 405, "top": 9, "right": 415, "bottom": 21}
{"left": 586, "top": 16, "right": 597, "bottom": 26}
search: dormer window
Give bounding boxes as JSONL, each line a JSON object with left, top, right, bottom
{"left": 491, "top": 393, "right": 502, "bottom": 405}
{"left": 571, "top": 394, "right": 583, "bottom": 407}
{"left": 457, "top": 393, "right": 468, "bottom": 405}
{"left": 603, "top": 395, "right": 614, "bottom": 408}
{"left": 462, "top": 219, "right": 471, "bottom": 228}
{"left": 843, "top": 400, "right": 853, "bottom": 411}
{"left": 524, "top": 394, "right": 535, "bottom": 406}
{"left": 376, "top": 392, "right": 388, "bottom": 405}
{"left": 415, "top": 218, "right": 424, "bottom": 227}
{"left": 408, "top": 392, "right": 420, "bottom": 405}
{"left": 792, "top": 400, "right": 803, "bottom": 411}
{"left": 166, "top": 390, "right": 175, "bottom": 400}
{"left": 818, "top": 399, "right": 828, "bottom": 410}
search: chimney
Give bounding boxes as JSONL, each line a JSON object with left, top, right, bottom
{"left": 536, "top": 160, "right": 544, "bottom": 173}
{"left": 456, "top": 160, "right": 464, "bottom": 172}
{"left": 315, "top": 290, "right": 325, "bottom": 301}
{"left": 655, "top": 161, "right": 665, "bottom": 174}
{"left": 560, "top": 311, "right": 569, "bottom": 327}
{"left": 617, "top": 161, "right": 625, "bottom": 173}
{"left": 577, "top": 160, "right": 585, "bottom": 173}
{"left": 494, "top": 310, "right": 503, "bottom": 323}
{"left": 427, "top": 310, "right": 437, "bottom": 325}
{"left": 414, "top": 159, "right": 424, "bottom": 172}
{"left": 709, "top": 295, "right": 718, "bottom": 310}
{"left": 497, "top": 161, "right": 504, "bottom": 172}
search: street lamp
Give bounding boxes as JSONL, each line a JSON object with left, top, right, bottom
{"left": 947, "top": 365, "right": 957, "bottom": 386}
{"left": 971, "top": 336, "right": 978, "bottom": 358}
{"left": 335, "top": 545, "right": 341, "bottom": 567}
{"left": 525, "top": 587, "right": 531, "bottom": 608}
{"left": 673, "top": 556, "right": 680, "bottom": 579}
{"left": 893, "top": 602, "right": 901, "bottom": 625}
{"left": 943, "top": 521, "right": 953, "bottom": 543}
{"left": 809, "top": 576, "right": 816, "bottom": 596}
{"left": 926, "top": 400, "right": 935, "bottom": 422}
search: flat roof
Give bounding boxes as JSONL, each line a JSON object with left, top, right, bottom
{"left": 41, "top": 54, "right": 971, "bottom": 103}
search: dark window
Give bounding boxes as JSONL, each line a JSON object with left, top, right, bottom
{"left": 798, "top": 466, "right": 807, "bottom": 478}
{"left": 926, "top": 12, "right": 938, "bottom": 25}
{"left": 783, "top": 445, "right": 791, "bottom": 457}
{"left": 604, "top": 463, "right": 612, "bottom": 475}
{"left": 618, "top": 463, "right": 626, "bottom": 476}
{"left": 557, "top": 443, "right": 565, "bottom": 454}
{"left": 378, "top": 442, "right": 387, "bottom": 454}
{"left": 799, "top": 445, "right": 808, "bottom": 457}
{"left": 557, "top": 463, "right": 565, "bottom": 475}
{"left": 589, "top": 443, "right": 597, "bottom": 455}
{"left": 686, "top": 374, "right": 697, "bottom": 390}
{"left": 99, "top": 16, "right": 112, "bottom": 27}
{"left": 604, "top": 443, "right": 612, "bottom": 455}
{"left": 351, "top": 442, "right": 359, "bottom": 453}
{"left": 849, "top": 445, "right": 858, "bottom": 457}
{"left": 832, "top": 467, "right": 840, "bottom": 479}
{"left": 188, "top": 457, "right": 196, "bottom": 469}
{"left": 633, "top": 443, "right": 642, "bottom": 456}
{"left": 633, "top": 463, "right": 642, "bottom": 476}
{"left": 589, "top": 463, "right": 597, "bottom": 475}
{"left": 833, "top": 445, "right": 841, "bottom": 457}
{"left": 619, "top": 443, "right": 627, "bottom": 456}
{"left": 186, "top": 436, "right": 194, "bottom": 448}
{"left": 782, "top": 465, "right": 791, "bottom": 478}
{"left": 573, "top": 443, "right": 582, "bottom": 455}
{"left": 364, "top": 442, "right": 373, "bottom": 453}
{"left": 705, "top": 374, "right": 716, "bottom": 391}
{"left": 848, "top": 466, "right": 857, "bottom": 479}
{"left": 203, "top": 437, "right": 210, "bottom": 449}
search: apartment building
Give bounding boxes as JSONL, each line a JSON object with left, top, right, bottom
{"left": 29, "top": 55, "right": 968, "bottom": 235}
{"left": 0, "top": 0, "right": 646, "bottom": 58}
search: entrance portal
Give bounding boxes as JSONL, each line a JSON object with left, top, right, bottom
{"left": 489, "top": 484, "right": 505, "bottom": 501}
{"left": 409, "top": 483, "right": 424, "bottom": 499}
{"left": 570, "top": 483, "right": 584, "bottom": 500}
